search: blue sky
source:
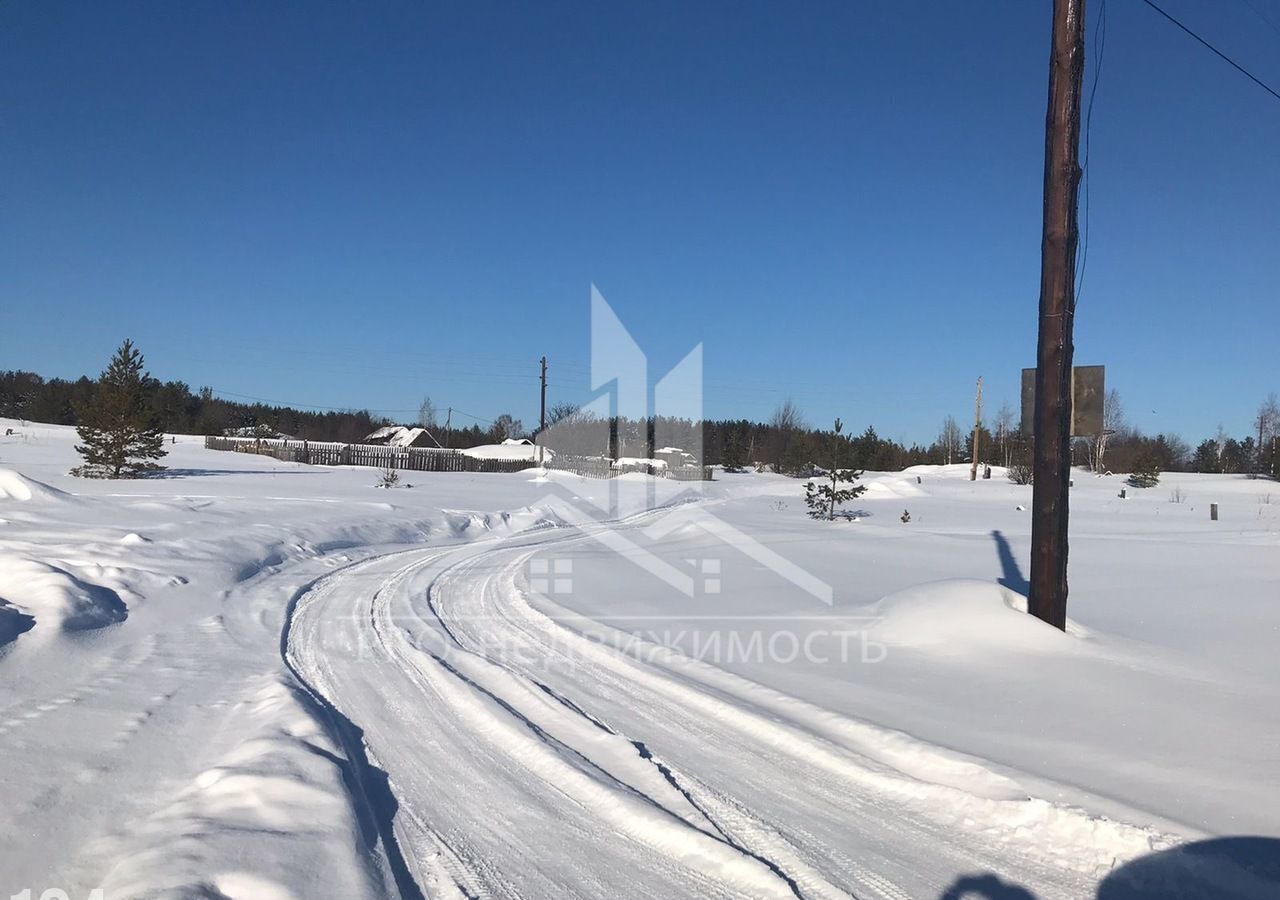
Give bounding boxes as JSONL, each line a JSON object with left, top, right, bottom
{"left": 2, "top": 1, "right": 1277, "bottom": 445}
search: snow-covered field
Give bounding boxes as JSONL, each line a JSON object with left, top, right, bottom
{"left": 2, "top": 418, "right": 1278, "bottom": 899}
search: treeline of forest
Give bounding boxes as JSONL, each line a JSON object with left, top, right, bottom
{"left": 4, "top": 367, "right": 1277, "bottom": 477}
{"left": 1, "top": 368, "right": 927, "bottom": 466}
{"left": 539, "top": 403, "right": 934, "bottom": 472}
{"left": 0, "top": 369, "right": 526, "bottom": 448}
{"left": 1, "top": 370, "right": 390, "bottom": 445}
{"left": 531, "top": 395, "right": 1280, "bottom": 477}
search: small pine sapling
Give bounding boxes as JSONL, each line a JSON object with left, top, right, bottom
{"left": 804, "top": 419, "right": 867, "bottom": 520}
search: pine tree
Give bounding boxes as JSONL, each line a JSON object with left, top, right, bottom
{"left": 1191, "top": 439, "right": 1221, "bottom": 473}
{"left": 721, "top": 431, "right": 746, "bottom": 472}
{"left": 72, "top": 340, "right": 167, "bottom": 478}
{"left": 804, "top": 419, "right": 867, "bottom": 520}
{"left": 1127, "top": 450, "right": 1161, "bottom": 488}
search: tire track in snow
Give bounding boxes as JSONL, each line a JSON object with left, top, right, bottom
{"left": 284, "top": 504, "right": 1174, "bottom": 899}
{"left": 285, "top": 525, "right": 818, "bottom": 899}
{"left": 417, "top": 525, "right": 1173, "bottom": 898}
{"left": 370, "top": 550, "right": 799, "bottom": 899}
{"left": 279, "top": 549, "right": 431, "bottom": 900}
{"left": 419, "top": 549, "right": 895, "bottom": 900}
{"left": 283, "top": 510, "right": 931, "bottom": 898}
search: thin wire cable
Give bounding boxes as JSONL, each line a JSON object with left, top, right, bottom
{"left": 1138, "top": 0, "right": 1280, "bottom": 103}
{"left": 209, "top": 389, "right": 505, "bottom": 426}
{"left": 209, "top": 388, "right": 422, "bottom": 413}
{"left": 1076, "top": 0, "right": 1107, "bottom": 305}
{"left": 448, "top": 408, "right": 500, "bottom": 425}
{"left": 1238, "top": 0, "right": 1280, "bottom": 39}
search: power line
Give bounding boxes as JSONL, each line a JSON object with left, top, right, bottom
{"left": 1238, "top": 0, "right": 1280, "bottom": 40}
{"left": 209, "top": 388, "right": 418, "bottom": 412}
{"left": 1076, "top": 0, "right": 1108, "bottom": 304}
{"left": 208, "top": 388, "right": 506, "bottom": 426}
{"left": 448, "top": 408, "right": 500, "bottom": 426}
{"left": 1138, "top": 0, "right": 1280, "bottom": 103}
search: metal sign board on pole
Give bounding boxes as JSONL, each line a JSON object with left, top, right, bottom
{"left": 1021, "top": 365, "right": 1104, "bottom": 437}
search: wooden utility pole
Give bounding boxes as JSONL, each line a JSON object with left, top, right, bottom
{"left": 538, "top": 356, "right": 548, "bottom": 466}
{"left": 444, "top": 407, "right": 452, "bottom": 449}
{"left": 1030, "top": 0, "right": 1086, "bottom": 631}
{"left": 969, "top": 376, "right": 983, "bottom": 481}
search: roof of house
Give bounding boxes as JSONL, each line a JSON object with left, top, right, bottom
{"left": 461, "top": 441, "right": 550, "bottom": 462}
{"left": 363, "top": 425, "right": 436, "bottom": 448}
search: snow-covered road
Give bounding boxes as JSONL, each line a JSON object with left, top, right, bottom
{"left": 285, "top": 509, "right": 1170, "bottom": 900}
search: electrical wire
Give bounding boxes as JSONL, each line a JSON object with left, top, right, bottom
{"left": 208, "top": 388, "right": 422, "bottom": 413}
{"left": 1238, "top": 0, "right": 1280, "bottom": 40}
{"left": 1075, "top": 0, "right": 1107, "bottom": 306}
{"left": 1138, "top": 0, "right": 1280, "bottom": 103}
{"left": 207, "top": 388, "right": 515, "bottom": 430}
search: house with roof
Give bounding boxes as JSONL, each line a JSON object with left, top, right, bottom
{"left": 363, "top": 425, "right": 439, "bottom": 449}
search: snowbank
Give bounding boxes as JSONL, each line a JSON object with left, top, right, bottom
{"left": 100, "top": 676, "right": 382, "bottom": 900}
{"left": 0, "top": 556, "right": 128, "bottom": 632}
{"left": 869, "top": 579, "right": 1086, "bottom": 653}
{"left": 461, "top": 442, "right": 550, "bottom": 462}
{"left": 861, "top": 475, "right": 927, "bottom": 499}
{"left": 0, "top": 467, "right": 71, "bottom": 502}
{"left": 612, "top": 456, "right": 667, "bottom": 471}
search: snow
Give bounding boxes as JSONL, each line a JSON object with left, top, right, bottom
{"left": 460, "top": 441, "right": 549, "bottom": 461}
{"left": 365, "top": 425, "right": 436, "bottom": 448}
{"left": 612, "top": 455, "right": 668, "bottom": 470}
{"left": 0, "top": 556, "right": 128, "bottom": 633}
{"left": 869, "top": 579, "right": 1091, "bottom": 651}
{"left": 0, "top": 467, "right": 72, "bottom": 502}
{"left": 2, "top": 418, "right": 1279, "bottom": 899}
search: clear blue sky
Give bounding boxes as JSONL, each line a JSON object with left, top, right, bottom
{"left": 2, "top": 1, "right": 1277, "bottom": 444}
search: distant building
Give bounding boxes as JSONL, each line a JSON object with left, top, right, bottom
{"left": 654, "top": 446, "right": 696, "bottom": 468}
{"left": 363, "top": 425, "right": 438, "bottom": 448}
{"left": 224, "top": 425, "right": 295, "bottom": 440}
{"left": 461, "top": 438, "right": 550, "bottom": 463}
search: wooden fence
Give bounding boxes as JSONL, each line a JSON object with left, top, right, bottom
{"left": 544, "top": 454, "right": 713, "bottom": 481}
{"left": 203, "top": 436, "right": 533, "bottom": 474}
{"left": 203, "top": 437, "right": 713, "bottom": 480}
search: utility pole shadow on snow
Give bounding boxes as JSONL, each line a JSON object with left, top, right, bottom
{"left": 991, "top": 530, "right": 1030, "bottom": 596}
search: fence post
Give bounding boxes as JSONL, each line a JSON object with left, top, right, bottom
{"left": 1210, "top": 503, "right": 1218, "bottom": 521}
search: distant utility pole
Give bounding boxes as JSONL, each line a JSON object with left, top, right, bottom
{"left": 1030, "top": 0, "right": 1086, "bottom": 632}
{"left": 538, "top": 356, "right": 548, "bottom": 466}
{"left": 969, "top": 376, "right": 983, "bottom": 482}
{"left": 444, "top": 407, "right": 452, "bottom": 449}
